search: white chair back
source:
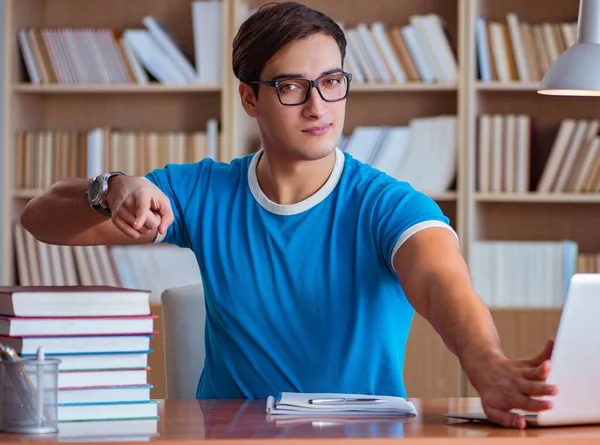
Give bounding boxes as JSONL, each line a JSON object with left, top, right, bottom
{"left": 161, "top": 283, "right": 206, "bottom": 399}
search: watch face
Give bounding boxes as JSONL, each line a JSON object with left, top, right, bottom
{"left": 89, "top": 180, "right": 101, "bottom": 201}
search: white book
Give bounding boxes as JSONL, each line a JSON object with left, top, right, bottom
{"left": 143, "top": 16, "right": 198, "bottom": 82}
{"left": 506, "top": 13, "right": 530, "bottom": 82}
{"left": 266, "top": 392, "right": 417, "bottom": 416}
{"left": 337, "top": 23, "right": 365, "bottom": 84}
{"left": 0, "top": 334, "right": 152, "bottom": 355}
{"left": 475, "top": 18, "right": 492, "bottom": 82}
{"left": 346, "top": 29, "right": 378, "bottom": 83}
{"left": 503, "top": 114, "right": 516, "bottom": 193}
{"left": 86, "top": 128, "right": 104, "bottom": 178}
{"left": 552, "top": 120, "right": 588, "bottom": 192}
{"left": 478, "top": 115, "right": 491, "bottom": 192}
{"left": 515, "top": 115, "right": 531, "bottom": 193}
{"left": 425, "top": 14, "right": 458, "bottom": 83}
{"left": 344, "top": 127, "right": 384, "bottom": 164}
{"left": 20, "top": 352, "right": 150, "bottom": 373}
{"left": 18, "top": 29, "right": 41, "bottom": 84}
{"left": 57, "top": 417, "right": 157, "bottom": 439}
{"left": 119, "top": 37, "right": 149, "bottom": 84}
{"left": 490, "top": 114, "right": 504, "bottom": 192}
{"left": 0, "top": 315, "right": 154, "bottom": 337}
{"left": 401, "top": 25, "right": 435, "bottom": 82}
{"left": 574, "top": 136, "right": 600, "bottom": 192}
{"left": 372, "top": 126, "right": 410, "bottom": 178}
{"left": 489, "top": 22, "right": 511, "bottom": 82}
{"left": 123, "top": 29, "right": 188, "bottom": 85}
{"left": 537, "top": 119, "right": 577, "bottom": 192}
{"left": 59, "top": 401, "right": 158, "bottom": 422}
{"left": 192, "top": 1, "right": 222, "bottom": 83}
{"left": 410, "top": 15, "right": 445, "bottom": 82}
{"left": 58, "top": 385, "right": 151, "bottom": 405}
{"left": 206, "top": 118, "right": 219, "bottom": 160}
{"left": 370, "top": 22, "right": 406, "bottom": 83}
{"left": 355, "top": 23, "right": 392, "bottom": 82}
{"left": 59, "top": 368, "right": 149, "bottom": 389}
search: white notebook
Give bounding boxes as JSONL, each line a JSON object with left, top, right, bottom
{"left": 265, "top": 392, "right": 418, "bottom": 417}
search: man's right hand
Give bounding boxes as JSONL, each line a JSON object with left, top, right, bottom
{"left": 106, "top": 176, "right": 175, "bottom": 240}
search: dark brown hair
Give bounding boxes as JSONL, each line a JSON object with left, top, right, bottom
{"left": 232, "top": 1, "right": 346, "bottom": 94}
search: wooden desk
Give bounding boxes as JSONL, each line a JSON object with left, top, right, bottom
{"left": 2, "top": 398, "right": 600, "bottom": 444}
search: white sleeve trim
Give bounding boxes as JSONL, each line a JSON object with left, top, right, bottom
{"left": 391, "top": 220, "right": 459, "bottom": 264}
{"left": 153, "top": 230, "right": 166, "bottom": 243}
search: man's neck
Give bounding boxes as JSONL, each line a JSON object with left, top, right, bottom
{"left": 256, "top": 149, "right": 336, "bottom": 205}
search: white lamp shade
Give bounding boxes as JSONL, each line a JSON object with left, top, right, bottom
{"left": 537, "top": 43, "right": 600, "bottom": 96}
{"left": 538, "top": 0, "right": 600, "bottom": 96}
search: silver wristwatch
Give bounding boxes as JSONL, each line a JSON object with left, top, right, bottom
{"left": 86, "top": 172, "right": 125, "bottom": 216}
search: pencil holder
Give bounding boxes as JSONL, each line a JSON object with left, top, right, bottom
{"left": 0, "top": 357, "right": 61, "bottom": 434}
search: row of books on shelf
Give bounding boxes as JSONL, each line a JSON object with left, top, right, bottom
{"left": 538, "top": 118, "right": 600, "bottom": 193}
{"left": 338, "top": 115, "right": 457, "bottom": 195}
{"left": 14, "top": 119, "right": 219, "bottom": 190}
{"left": 13, "top": 222, "right": 202, "bottom": 298}
{"left": 18, "top": 1, "right": 221, "bottom": 85}
{"left": 470, "top": 240, "right": 578, "bottom": 308}
{"left": 476, "top": 14, "right": 575, "bottom": 83}
{"left": 339, "top": 15, "right": 456, "bottom": 85}
{"left": 477, "top": 115, "right": 600, "bottom": 194}
{"left": 477, "top": 114, "right": 530, "bottom": 194}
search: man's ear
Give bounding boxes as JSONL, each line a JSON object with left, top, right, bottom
{"left": 239, "top": 83, "right": 259, "bottom": 118}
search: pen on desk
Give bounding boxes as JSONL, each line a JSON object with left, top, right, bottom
{"left": 308, "top": 397, "right": 387, "bottom": 404}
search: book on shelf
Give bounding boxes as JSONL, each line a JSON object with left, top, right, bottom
{"left": 0, "top": 286, "right": 159, "bottom": 423}
{"left": 470, "top": 240, "right": 578, "bottom": 308}
{"left": 13, "top": 120, "right": 220, "bottom": 190}
{"left": 476, "top": 115, "right": 600, "bottom": 194}
{"left": 335, "top": 14, "right": 457, "bottom": 85}
{"left": 476, "top": 13, "right": 576, "bottom": 83}
{"left": 577, "top": 253, "right": 600, "bottom": 274}
{"left": 338, "top": 115, "right": 457, "bottom": 196}
{"left": 477, "top": 114, "right": 531, "bottom": 193}
{"left": 17, "top": 0, "right": 222, "bottom": 85}
{"left": 537, "top": 119, "right": 600, "bottom": 194}
{"left": 13, "top": 222, "right": 203, "bottom": 303}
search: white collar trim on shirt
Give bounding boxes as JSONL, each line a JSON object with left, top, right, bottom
{"left": 248, "top": 147, "right": 345, "bottom": 216}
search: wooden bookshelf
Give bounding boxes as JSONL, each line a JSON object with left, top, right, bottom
{"left": 1, "top": 0, "right": 590, "bottom": 398}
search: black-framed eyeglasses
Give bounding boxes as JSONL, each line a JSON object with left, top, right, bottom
{"left": 251, "top": 71, "right": 352, "bottom": 106}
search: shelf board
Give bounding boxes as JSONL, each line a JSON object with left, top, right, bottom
{"left": 476, "top": 82, "right": 540, "bottom": 92}
{"left": 476, "top": 193, "right": 600, "bottom": 203}
{"left": 352, "top": 82, "right": 457, "bottom": 92}
{"left": 13, "top": 83, "right": 222, "bottom": 93}
{"left": 14, "top": 83, "right": 457, "bottom": 94}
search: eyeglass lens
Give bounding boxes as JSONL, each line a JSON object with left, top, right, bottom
{"left": 277, "top": 74, "right": 348, "bottom": 105}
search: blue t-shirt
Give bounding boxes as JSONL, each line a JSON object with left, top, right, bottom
{"left": 146, "top": 148, "right": 454, "bottom": 399}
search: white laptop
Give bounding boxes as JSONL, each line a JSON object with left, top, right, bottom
{"left": 446, "top": 273, "right": 600, "bottom": 427}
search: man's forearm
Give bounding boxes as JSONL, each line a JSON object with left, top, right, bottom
{"left": 21, "top": 178, "right": 107, "bottom": 244}
{"left": 427, "top": 268, "right": 504, "bottom": 376}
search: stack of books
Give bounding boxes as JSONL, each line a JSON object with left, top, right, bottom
{"left": 0, "top": 286, "right": 159, "bottom": 432}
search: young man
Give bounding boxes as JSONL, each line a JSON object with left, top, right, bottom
{"left": 21, "top": 1, "right": 556, "bottom": 429}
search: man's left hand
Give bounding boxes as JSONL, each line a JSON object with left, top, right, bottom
{"left": 464, "top": 339, "right": 559, "bottom": 429}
